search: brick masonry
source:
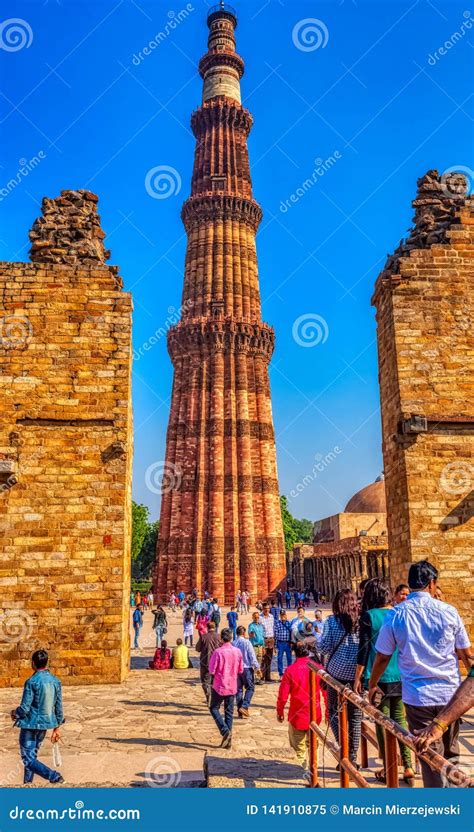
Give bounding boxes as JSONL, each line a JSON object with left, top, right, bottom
{"left": 372, "top": 170, "right": 473, "bottom": 636}
{"left": 155, "top": 8, "right": 286, "bottom": 603}
{"left": 0, "top": 190, "right": 133, "bottom": 687}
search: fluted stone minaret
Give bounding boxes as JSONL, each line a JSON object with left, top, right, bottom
{"left": 155, "top": 3, "right": 286, "bottom": 603}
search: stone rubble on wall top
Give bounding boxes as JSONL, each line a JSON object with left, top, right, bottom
{"left": 382, "top": 169, "right": 470, "bottom": 276}
{"left": 28, "top": 190, "right": 118, "bottom": 274}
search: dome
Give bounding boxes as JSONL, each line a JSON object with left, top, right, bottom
{"left": 344, "top": 476, "right": 386, "bottom": 514}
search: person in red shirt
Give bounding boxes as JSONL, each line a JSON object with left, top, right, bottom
{"left": 148, "top": 640, "right": 171, "bottom": 670}
{"left": 277, "top": 643, "right": 325, "bottom": 783}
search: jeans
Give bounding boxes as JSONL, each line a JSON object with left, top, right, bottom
{"left": 19, "top": 729, "right": 61, "bottom": 784}
{"left": 277, "top": 641, "right": 292, "bottom": 677}
{"left": 155, "top": 626, "right": 164, "bottom": 648}
{"left": 405, "top": 703, "right": 460, "bottom": 787}
{"left": 184, "top": 635, "right": 193, "bottom": 647}
{"left": 236, "top": 668, "right": 255, "bottom": 711}
{"left": 133, "top": 625, "right": 141, "bottom": 648}
{"left": 209, "top": 688, "right": 234, "bottom": 737}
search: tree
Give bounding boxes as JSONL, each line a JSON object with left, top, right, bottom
{"left": 134, "top": 520, "right": 159, "bottom": 580}
{"left": 280, "top": 495, "right": 298, "bottom": 553}
{"left": 294, "top": 517, "right": 313, "bottom": 544}
{"left": 131, "top": 502, "right": 149, "bottom": 563}
{"left": 280, "top": 496, "right": 314, "bottom": 552}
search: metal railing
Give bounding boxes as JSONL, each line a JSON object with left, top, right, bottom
{"left": 308, "top": 662, "right": 473, "bottom": 788}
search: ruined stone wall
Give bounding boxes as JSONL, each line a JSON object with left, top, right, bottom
{"left": 373, "top": 171, "right": 473, "bottom": 635}
{"left": 0, "top": 191, "right": 133, "bottom": 686}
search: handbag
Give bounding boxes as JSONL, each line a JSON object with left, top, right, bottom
{"left": 320, "top": 631, "right": 348, "bottom": 691}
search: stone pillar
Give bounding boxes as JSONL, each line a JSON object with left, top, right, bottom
{"left": 372, "top": 171, "right": 473, "bottom": 636}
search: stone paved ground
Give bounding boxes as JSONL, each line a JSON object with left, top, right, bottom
{"left": 1, "top": 604, "right": 472, "bottom": 788}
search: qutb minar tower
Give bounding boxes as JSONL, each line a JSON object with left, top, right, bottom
{"left": 155, "top": 3, "right": 286, "bottom": 603}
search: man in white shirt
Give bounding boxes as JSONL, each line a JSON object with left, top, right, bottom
{"left": 369, "top": 560, "right": 471, "bottom": 787}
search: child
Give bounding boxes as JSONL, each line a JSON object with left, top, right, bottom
{"left": 183, "top": 608, "right": 194, "bottom": 647}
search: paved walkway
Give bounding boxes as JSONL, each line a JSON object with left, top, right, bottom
{"left": 1, "top": 604, "right": 472, "bottom": 788}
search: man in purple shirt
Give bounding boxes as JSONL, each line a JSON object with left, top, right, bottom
{"left": 208, "top": 628, "right": 243, "bottom": 749}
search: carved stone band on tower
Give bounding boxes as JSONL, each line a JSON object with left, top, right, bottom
{"left": 154, "top": 5, "right": 287, "bottom": 603}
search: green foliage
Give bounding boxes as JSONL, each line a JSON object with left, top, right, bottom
{"left": 280, "top": 496, "right": 313, "bottom": 552}
{"left": 133, "top": 520, "right": 159, "bottom": 580}
{"left": 131, "top": 502, "right": 149, "bottom": 562}
{"left": 280, "top": 495, "right": 298, "bottom": 553}
{"left": 131, "top": 579, "right": 152, "bottom": 593}
{"left": 294, "top": 517, "right": 313, "bottom": 544}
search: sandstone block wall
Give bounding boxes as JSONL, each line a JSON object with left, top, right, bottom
{"left": 0, "top": 190, "right": 133, "bottom": 687}
{"left": 373, "top": 171, "right": 473, "bottom": 635}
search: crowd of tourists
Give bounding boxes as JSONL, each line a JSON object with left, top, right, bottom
{"left": 9, "top": 560, "right": 473, "bottom": 788}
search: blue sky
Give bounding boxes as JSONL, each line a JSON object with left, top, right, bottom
{"left": 2, "top": 0, "right": 473, "bottom": 522}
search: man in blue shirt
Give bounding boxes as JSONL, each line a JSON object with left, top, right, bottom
{"left": 10, "top": 649, "right": 64, "bottom": 784}
{"left": 275, "top": 610, "right": 293, "bottom": 678}
{"left": 369, "top": 560, "right": 471, "bottom": 788}
{"left": 234, "top": 625, "right": 259, "bottom": 717}
{"left": 226, "top": 606, "right": 239, "bottom": 640}
{"left": 132, "top": 603, "right": 143, "bottom": 649}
